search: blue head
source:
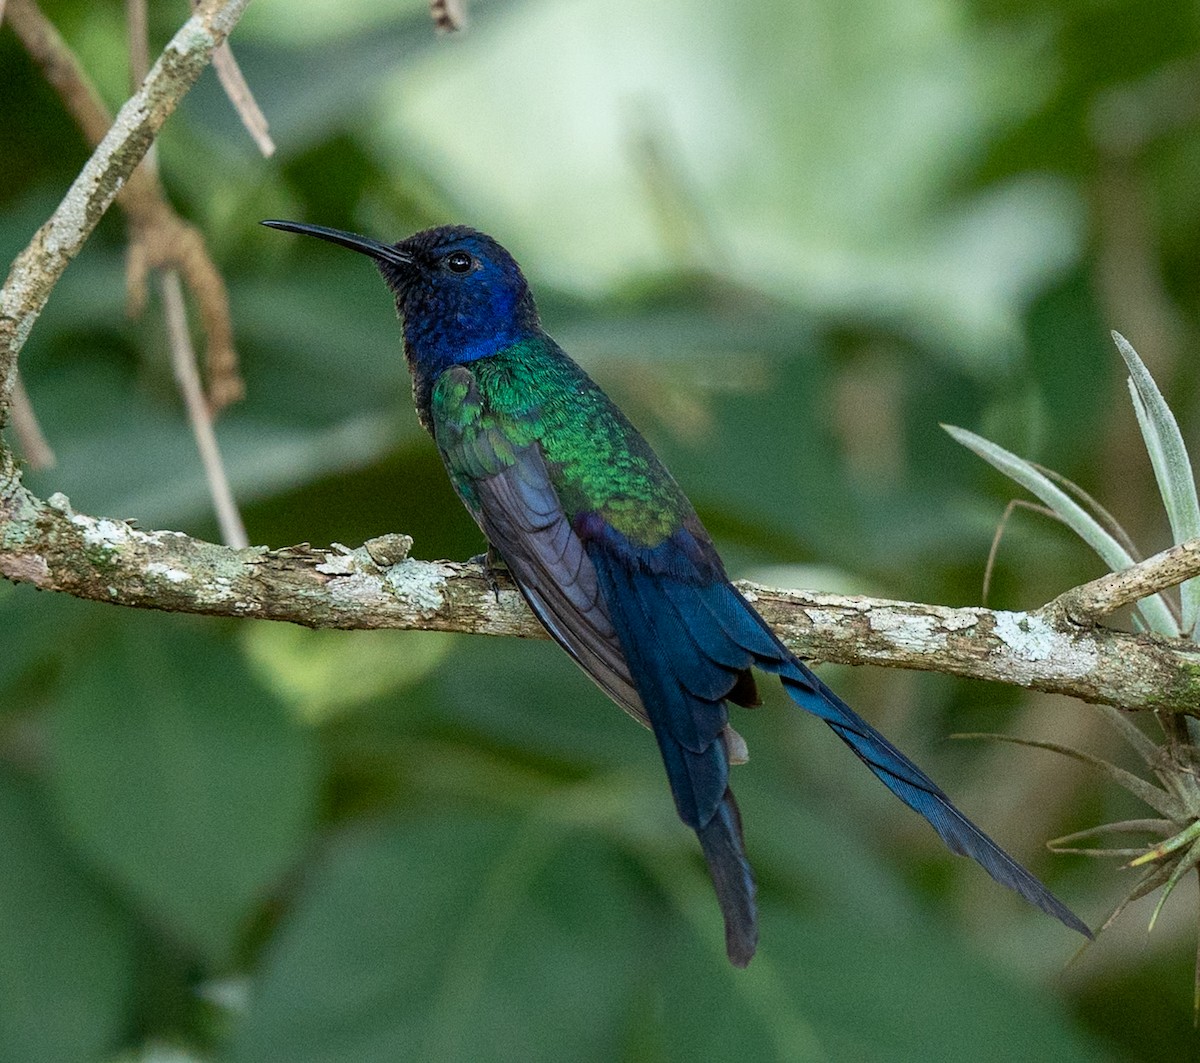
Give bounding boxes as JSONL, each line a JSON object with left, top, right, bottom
{"left": 261, "top": 220, "right": 541, "bottom": 377}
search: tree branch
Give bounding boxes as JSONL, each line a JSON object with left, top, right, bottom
{"left": 160, "top": 269, "right": 248, "bottom": 547}
{"left": 1047, "top": 538, "right": 1200, "bottom": 626}
{"left": 2, "top": 470, "right": 1197, "bottom": 715}
{"left": 0, "top": 0, "right": 251, "bottom": 426}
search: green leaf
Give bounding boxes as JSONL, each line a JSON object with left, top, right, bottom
{"left": 944, "top": 423, "right": 1179, "bottom": 634}
{"left": 240, "top": 625, "right": 453, "bottom": 724}
{"left": 48, "top": 615, "right": 320, "bottom": 964}
{"left": 1112, "top": 331, "right": 1200, "bottom": 636}
{"left": 224, "top": 797, "right": 1107, "bottom": 1063}
{"left": 0, "top": 769, "right": 134, "bottom": 1063}
{"left": 731, "top": 906, "right": 1106, "bottom": 1063}
{"left": 227, "top": 814, "right": 648, "bottom": 1063}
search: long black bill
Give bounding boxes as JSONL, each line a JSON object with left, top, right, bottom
{"left": 260, "top": 219, "right": 412, "bottom": 268}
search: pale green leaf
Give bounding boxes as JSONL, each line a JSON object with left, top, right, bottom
{"left": 1113, "top": 331, "right": 1200, "bottom": 636}
{"left": 944, "top": 423, "right": 1179, "bottom": 634}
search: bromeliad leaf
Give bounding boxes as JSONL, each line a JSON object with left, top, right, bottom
{"left": 942, "top": 424, "right": 1179, "bottom": 635}
{"left": 1113, "top": 331, "right": 1200, "bottom": 637}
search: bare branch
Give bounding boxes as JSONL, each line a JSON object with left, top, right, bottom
{"left": 185, "top": 0, "right": 274, "bottom": 155}
{"left": 119, "top": 0, "right": 247, "bottom": 540}
{"left": 126, "top": 0, "right": 150, "bottom": 95}
{"left": 211, "top": 43, "right": 275, "bottom": 155}
{"left": 981, "top": 497, "right": 1056, "bottom": 606}
{"left": 0, "top": 0, "right": 252, "bottom": 425}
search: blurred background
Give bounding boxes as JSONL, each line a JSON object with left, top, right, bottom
{"left": 3, "top": 0, "right": 1199, "bottom": 1059}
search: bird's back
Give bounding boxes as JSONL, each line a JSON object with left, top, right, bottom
{"left": 432, "top": 336, "right": 711, "bottom": 559}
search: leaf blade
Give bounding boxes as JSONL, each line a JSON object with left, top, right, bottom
{"left": 1112, "top": 331, "right": 1200, "bottom": 636}
{"left": 944, "top": 423, "right": 1179, "bottom": 634}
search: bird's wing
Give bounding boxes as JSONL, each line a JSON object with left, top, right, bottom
{"left": 431, "top": 365, "right": 648, "bottom": 725}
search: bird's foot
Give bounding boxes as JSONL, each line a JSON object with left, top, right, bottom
{"left": 468, "top": 545, "right": 509, "bottom": 603}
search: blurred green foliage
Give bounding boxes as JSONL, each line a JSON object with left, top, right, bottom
{"left": 3, "top": 0, "right": 1199, "bottom": 1058}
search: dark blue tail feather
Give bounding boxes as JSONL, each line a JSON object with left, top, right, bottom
{"left": 697, "top": 789, "right": 758, "bottom": 967}
{"left": 589, "top": 549, "right": 760, "bottom": 964}
{"left": 588, "top": 540, "right": 1090, "bottom": 961}
{"left": 772, "top": 658, "right": 1092, "bottom": 937}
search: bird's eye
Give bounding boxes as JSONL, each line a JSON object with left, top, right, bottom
{"left": 445, "top": 251, "right": 475, "bottom": 274}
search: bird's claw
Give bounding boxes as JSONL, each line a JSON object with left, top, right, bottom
{"left": 469, "top": 545, "right": 508, "bottom": 603}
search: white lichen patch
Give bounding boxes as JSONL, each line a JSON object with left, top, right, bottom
{"left": 325, "top": 571, "right": 389, "bottom": 609}
{"left": 993, "top": 611, "right": 1098, "bottom": 677}
{"left": 316, "top": 553, "right": 358, "bottom": 576}
{"left": 803, "top": 608, "right": 845, "bottom": 631}
{"left": 993, "top": 611, "right": 1056, "bottom": 661}
{"left": 144, "top": 562, "right": 191, "bottom": 584}
{"left": 76, "top": 517, "right": 133, "bottom": 549}
{"left": 198, "top": 576, "right": 236, "bottom": 604}
{"left": 940, "top": 610, "right": 980, "bottom": 632}
{"left": 383, "top": 560, "right": 447, "bottom": 613}
{"left": 69, "top": 513, "right": 157, "bottom": 549}
{"left": 868, "top": 609, "right": 943, "bottom": 652}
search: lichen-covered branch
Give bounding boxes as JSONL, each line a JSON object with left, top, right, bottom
{"left": 1047, "top": 538, "right": 1200, "bottom": 626}
{"left": 2, "top": 467, "right": 1198, "bottom": 715}
{"left": 0, "top": 0, "right": 251, "bottom": 424}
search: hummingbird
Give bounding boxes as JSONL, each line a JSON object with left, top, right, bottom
{"left": 261, "top": 219, "right": 1091, "bottom": 965}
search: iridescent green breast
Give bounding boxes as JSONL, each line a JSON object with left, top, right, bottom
{"left": 429, "top": 337, "right": 693, "bottom": 547}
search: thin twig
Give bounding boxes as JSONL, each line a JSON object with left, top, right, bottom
{"left": 8, "top": 374, "right": 55, "bottom": 469}
{"left": 1032, "top": 460, "right": 1145, "bottom": 562}
{"left": 161, "top": 271, "right": 248, "bottom": 548}
{"left": 125, "top": 0, "right": 150, "bottom": 95}
{"left": 6, "top": 0, "right": 111, "bottom": 142}
{"left": 0, "top": 0, "right": 250, "bottom": 423}
{"left": 982, "top": 498, "right": 1057, "bottom": 606}
{"left": 1046, "top": 537, "right": 1200, "bottom": 625}
{"left": 185, "top": 0, "right": 274, "bottom": 155}
{"left": 211, "top": 44, "right": 275, "bottom": 155}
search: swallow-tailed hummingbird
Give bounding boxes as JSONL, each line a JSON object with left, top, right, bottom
{"left": 261, "top": 219, "right": 1091, "bottom": 965}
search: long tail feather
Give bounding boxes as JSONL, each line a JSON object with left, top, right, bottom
{"left": 773, "top": 660, "right": 1092, "bottom": 937}
{"left": 589, "top": 549, "right": 760, "bottom": 963}
{"left": 697, "top": 789, "right": 757, "bottom": 966}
